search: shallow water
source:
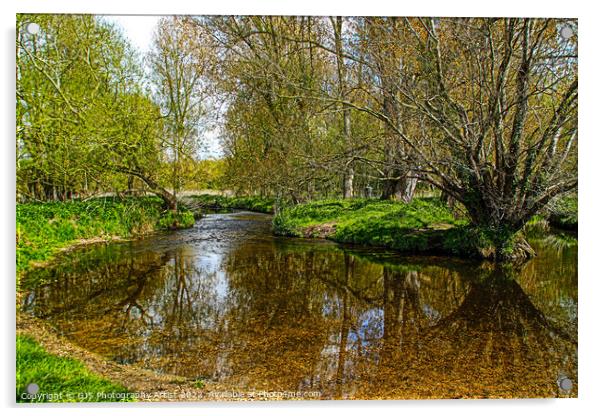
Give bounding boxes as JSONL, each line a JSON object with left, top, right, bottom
{"left": 21, "top": 211, "right": 577, "bottom": 399}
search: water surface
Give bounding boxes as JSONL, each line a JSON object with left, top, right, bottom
{"left": 21, "top": 211, "right": 578, "bottom": 399}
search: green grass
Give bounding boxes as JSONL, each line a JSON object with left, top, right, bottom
{"left": 16, "top": 335, "right": 132, "bottom": 403}
{"left": 16, "top": 197, "right": 194, "bottom": 273}
{"left": 548, "top": 195, "right": 578, "bottom": 230}
{"left": 188, "top": 194, "right": 274, "bottom": 214}
{"left": 192, "top": 378, "right": 206, "bottom": 389}
{"left": 273, "top": 198, "right": 467, "bottom": 253}
{"left": 273, "top": 197, "right": 579, "bottom": 259}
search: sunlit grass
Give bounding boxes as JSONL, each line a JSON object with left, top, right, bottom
{"left": 187, "top": 194, "right": 274, "bottom": 213}
{"left": 16, "top": 335, "right": 132, "bottom": 403}
{"left": 273, "top": 197, "right": 467, "bottom": 252}
{"left": 16, "top": 197, "right": 194, "bottom": 273}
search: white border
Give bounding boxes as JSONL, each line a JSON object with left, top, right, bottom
{"left": 2, "top": 1, "right": 600, "bottom": 416}
{"left": 6, "top": 0, "right": 583, "bottom": 17}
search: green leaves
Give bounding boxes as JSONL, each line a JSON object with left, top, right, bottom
{"left": 17, "top": 14, "right": 162, "bottom": 201}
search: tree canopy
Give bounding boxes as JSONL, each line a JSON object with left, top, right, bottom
{"left": 16, "top": 15, "right": 577, "bottom": 258}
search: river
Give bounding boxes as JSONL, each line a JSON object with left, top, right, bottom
{"left": 20, "top": 211, "right": 578, "bottom": 399}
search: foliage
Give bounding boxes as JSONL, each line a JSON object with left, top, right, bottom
{"left": 548, "top": 196, "right": 578, "bottom": 230}
{"left": 542, "top": 233, "right": 578, "bottom": 251}
{"left": 194, "top": 159, "right": 227, "bottom": 190}
{"left": 148, "top": 17, "right": 211, "bottom": 202}
{"left": 205, "top": 16, "right": 578, "bottom": 259}
{"left": 16, "top": 197, "right": 194, "bottom": 273}
{"left": 16, "top": 15, "right": 163, "bottom": 201}
{"left": 208, "top": 16, "right": 364, "bottom": 201}
{"left": 188, "top": 194, "right": 275, "bottom": 214}
{"left": 441, "top": 226, "right": 516, "bottom": 259}
{"left": 16, "top": 335, "right": 132, "bottom": 403}
{"left": 15, "top": 15, "right": 578, "bottom": 261}
{"left": 273, "top": 197, "right": 546, "bottom": 260}
{"left": 157, "top": 209, "right": 195, "bottom": 230}
{"left": 192, "top": 379, "right": 206, "bottom": 389}
{"left": 522, "top": 215, "right": 551, "bottom": 239}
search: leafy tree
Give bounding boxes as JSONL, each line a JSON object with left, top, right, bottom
{"left": 148, "top": 16, "right": 210, "bottom": 210}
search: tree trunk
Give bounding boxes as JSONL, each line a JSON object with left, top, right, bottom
{"left": 466, "top": 204, "right": 536, "bottom": 262}
{"left": 116, "top": 167, "right": 177, "bottom": 210}
{"left": 333, "top": 17, "right": 354, "bottom": 199}
{"left": 343, "top": 165, "right": 354, "bottom": 199}
{"left": 379, "top": 68, "right": 415, "bottom": 202}
{"left": 342, "top": 108, "right": 354, "bottom": 198}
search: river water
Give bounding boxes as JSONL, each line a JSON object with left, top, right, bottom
{"left": 21, "top": 211, "right": 578, "bottom": 399}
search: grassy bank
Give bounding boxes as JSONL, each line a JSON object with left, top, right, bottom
{"left": 272, "top": 197, "right": 565, "bottom": 259}
{"left": 186, "top": 194, "right": 274, "bottom": 214}
{"left": 16, "top": 335, "right": 132, "bottom": 403}
{"left": 273, "top": 198, "right": 471, "bottom": 253}
{"left": 16, "top": 197, "right": 194, "bottom": 274}
{"left": 548, "top": 196, "right": 578, "bottom": 230}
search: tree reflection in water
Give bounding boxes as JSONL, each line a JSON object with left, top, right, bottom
{"left": 21, "top": 212, "right": 577, "bottom": 399}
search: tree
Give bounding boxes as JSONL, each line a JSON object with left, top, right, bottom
{"left": 204, "top": 16, "right": 345, "bottom": 201}
{"left": 16, "top": 15, "right": 182, "bottom": 209}
{"left": 317, "top": 17, "right": 577, "bottom": 259}
{"left": 331, "top": 17, "right": 355, "bottom": 198}
{"left": 16, "top": 14, "right": 131, "bottom": 201}
{"left": 148, "top": 16, "right": 210, "bottom": 210}
{"left": 393, "top": 18, "right": 578, "bottom": 259}
{"left": 364, "top": 17, "right": 419, "bottom": 201}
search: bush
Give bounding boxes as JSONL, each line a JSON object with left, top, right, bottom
{"left": 548, "top": 196, "right": 577, "bottom": 230}
{"left": 188, "top": 194, "right": 274, "bottom": 213}
{"left": 441, "top": 225, "right": 532, "bottom": 260}
{"left": 157, "top": 209, "right": 195, "bottom": 229}
{"left": 522, "top": 215, "right": 550, "bottom": 239}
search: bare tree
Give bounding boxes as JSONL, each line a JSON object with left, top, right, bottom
{"left": 364, "top": 18, "right": 419, "bottom": 201}
{"left": 341, "top": 18, "right": 577, "bottom": 259}
{"left": 148, "top": 17, "right": 210, "bottom": 210}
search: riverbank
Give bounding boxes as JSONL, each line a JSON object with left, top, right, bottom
{"left": 184, "top": 194, "right": 274, "bottom": 214}
{"left": 16, "top": 312, "right": 210, "bottom": 402}
{"left": 16, "top": 197, "right": 197, "bottom": 402}
{"left": 273, "top": 197, "right": 577, "bottom": 259}
{"left": 16, "top": 197, "right": 194, "bottom": 275}
{"left": 273, "top": 197, "right": 464, "bottom": 252}
{"left": 17, "top": 310, "right": 316, "bottom": 402}
{"left": 548, "top": 196, "right": 578, "bottom": 231}
{"left": 16, "top": 333, "right": 132, "bottom": 403}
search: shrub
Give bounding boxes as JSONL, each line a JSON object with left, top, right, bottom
{"left": 548, "top": 196, "right": 577, "bottom": 230}
{"left": 187, "top": 194, "right": 274, "bottom": 214}
{"left": 441, "top": 225, "right": 530, "bottom": 260}
{"left": 157, "top": 209, "right": 195, "bottom": 229}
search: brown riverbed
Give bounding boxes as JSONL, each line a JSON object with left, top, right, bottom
{"left": 19, "top": 211, "right": 578, "bottom": 400}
